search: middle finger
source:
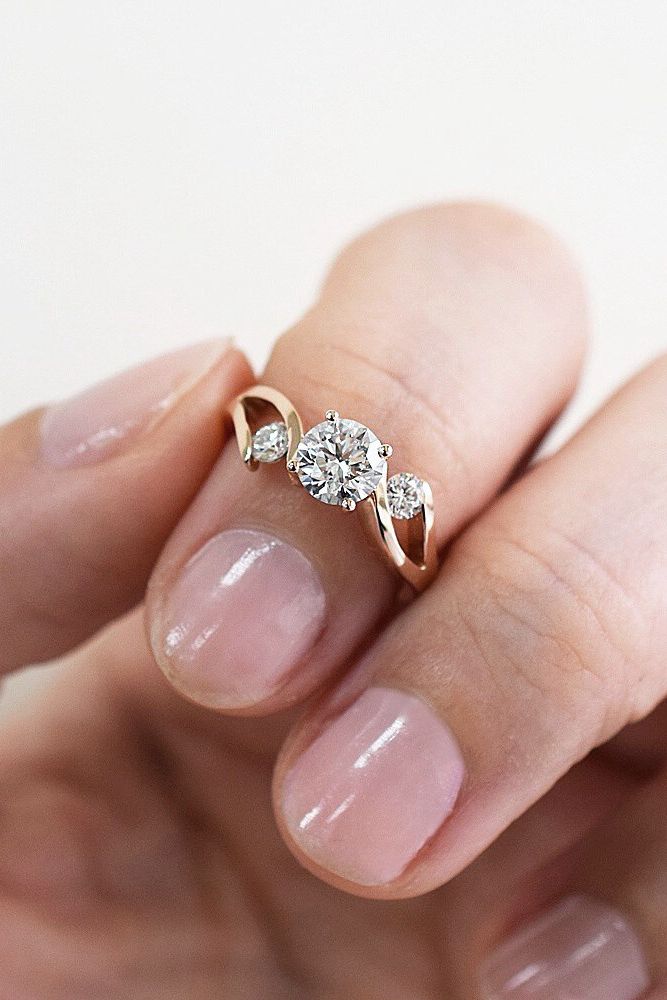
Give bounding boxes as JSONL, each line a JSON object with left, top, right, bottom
{"left": 146, "top": 202, "right": 586, "bottom": 712}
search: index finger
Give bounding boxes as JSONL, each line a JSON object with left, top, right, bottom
{"left": 146, "top": 202, "right": 587, "bottom": 713}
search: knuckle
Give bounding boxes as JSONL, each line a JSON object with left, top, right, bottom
{"left": 270, "top": 317, "right": 474, "bottom": 502}
{"left": 456, "top": 524, "right": 648, "bottom": 739}
{"left": 330, "top": 200, "right": 582, "bottom": 295}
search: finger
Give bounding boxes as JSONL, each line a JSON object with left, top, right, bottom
{"left": 443, "top": 757, "right": 637, "bottom": 997}
{"left": 274, "top": 353, "right": 667, "bottom": 897}
{"left": 0, "top": 608, "right": 296, "bottom": 998}
{"left": 565, "top": 768, "right": 667, "bottom": 997}
{"left": 146, "top": 203, "right": 586, "bottom": 713}
{"left": 0, "top": 601, "right": 642, "bottom": 998}
{"left": 0, "top": 341, "right": 253, "bottom": 671}
{"left": 478, "top": 765, "right": 667, "bottom": 1000}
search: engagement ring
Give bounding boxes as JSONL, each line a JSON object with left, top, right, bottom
{"left": 231, "top": 385, "right": 437, "bottom": 591}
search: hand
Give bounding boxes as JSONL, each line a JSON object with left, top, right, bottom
{"left": 2, "top": 204, "right": 663, "bottom": 999}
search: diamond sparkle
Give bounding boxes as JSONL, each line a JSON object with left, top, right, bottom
{"left": 251, "top": 421, "right": 289, "bottom": 463}
{"left": 387, "top": 472, "right": 425, "bottom": 519}
{"left": 294, "top": 417, "right": 386, "bottom": 506}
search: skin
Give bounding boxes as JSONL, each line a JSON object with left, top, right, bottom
{"left": 1, "top": 203, "right": 666, "bottom": 998}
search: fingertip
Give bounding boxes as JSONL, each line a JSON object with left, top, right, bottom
{"left": 273, "top": 685, "right": 466, "bottom": 898}
{"left": 325, "top": 200, "right": 586, "bottom": 319}
{"left": 147, "top": 527, "right": 327, "bottom": 714}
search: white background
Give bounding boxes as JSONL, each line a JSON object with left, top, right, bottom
{"left": 1, "top": 2, "right": 666, "bottom": 441}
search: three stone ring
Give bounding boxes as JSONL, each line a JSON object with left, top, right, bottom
{"left": 230, "top": 385, "right": 438, "bottom": 591}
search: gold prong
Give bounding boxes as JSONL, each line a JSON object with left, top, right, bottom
{"left": 230, "top": 386, "right": 437, "bottom": 592}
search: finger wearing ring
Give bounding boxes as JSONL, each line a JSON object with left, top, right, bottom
{"left": 231, "top": 384, "right": 437, "bottom": 591}
{"left": 148, "top": 205, "right": 585, "bottom": 716}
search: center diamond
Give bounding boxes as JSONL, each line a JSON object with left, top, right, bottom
{"left": 294, "top": 417, "right": 386, "bottom": 506}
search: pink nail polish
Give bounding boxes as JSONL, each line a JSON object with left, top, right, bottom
{"left": 155, "top": 528, "right": 326, "bottom": 708}
{"left": 40, "top": 339, "right": 230, "bottom": 467}
{"left": 480, "top": 895, "right": 650, "bottom": 999}
{"left": 281, "top": 687, "right": 465, "bottom": 885}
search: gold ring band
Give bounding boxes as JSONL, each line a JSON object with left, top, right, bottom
{"left": 230, "top": 385, "right": 437, "bottom": 592}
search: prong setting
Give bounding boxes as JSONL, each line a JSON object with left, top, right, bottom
{"left": 251, "top": 421, "right": 289, "bottom": 463}
{"left": 387, "top": 472, "right": 426, "bottom": 519}
{"left": 293, "top": 416, "right": 385, "bottom": 507}
{"left": 231, "top": 387, "right": 437, "bottom": 591}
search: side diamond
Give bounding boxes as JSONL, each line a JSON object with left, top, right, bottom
{"left": 387, "top": 472, "right": 425, "bottom": 519}
{"left": 251, "top": 421, "right": 289, "bottom": 463}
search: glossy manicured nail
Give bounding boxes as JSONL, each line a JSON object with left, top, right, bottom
{"left": 281, "top": 686, "right": 465, "bottom": 885}
{"left": 154, "top": 528, "right": 326, "bottom": 708}
{"left": 40, "top": 339, "right": 230, "bottom": 467}
{"left": 480, "top": 895, "right": 650, "bottom": 999}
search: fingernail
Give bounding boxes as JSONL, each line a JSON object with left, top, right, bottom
{"left": 281, "top": 686, "right": 465, "bottom": 885}
{"left": 155, "top": 528, "right": 327, "bottom": 708}
{"left": 40, "top": 339, "right": 231, "bottom": 467}
{"left": 480, "top": 895, "right": 650, "bottom": 999}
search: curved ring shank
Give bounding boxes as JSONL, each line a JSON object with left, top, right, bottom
{"left": 364, "top": 473, "right": 437, "bottom": 591}
{"left": 232, "top": 384, "right": 304, "bottom": 467}
{"left": 231, "top": 385, "right": 438, "bottom": 592}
